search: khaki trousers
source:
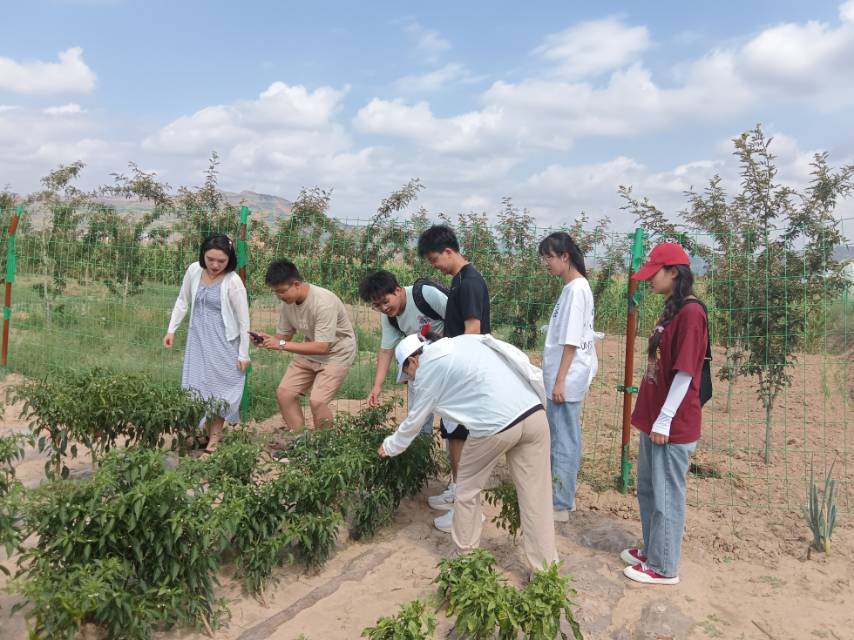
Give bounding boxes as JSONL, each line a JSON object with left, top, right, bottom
{"left": 451, "top": 409, "right": 559, "bottom": 571}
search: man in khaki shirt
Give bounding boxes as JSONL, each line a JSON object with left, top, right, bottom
{"left": 254, "top": 259, "right": 356, "bottom": 430}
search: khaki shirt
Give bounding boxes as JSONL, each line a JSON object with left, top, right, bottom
{"left": 277, "top": 284, "right": 356, "bottom": 365}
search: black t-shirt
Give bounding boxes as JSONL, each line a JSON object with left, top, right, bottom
{"left": 444, "top": 263, "right": 491, "bottom": 337}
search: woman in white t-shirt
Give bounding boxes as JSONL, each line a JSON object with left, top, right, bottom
{"left": 539, "top": 232, "right": 598, "bottom": 521}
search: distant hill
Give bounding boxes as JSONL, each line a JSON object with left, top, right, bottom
{"left": 93, "top": 190, "right": 293, "bottom": 221}
{"left": 222, "top": 191, "right": 293, "bottom": 225}
{"left": 18, "top": 190, "right": 293, "bottom": 228}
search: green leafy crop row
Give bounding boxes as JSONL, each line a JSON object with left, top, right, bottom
{"left": 6, "top": 392, "right": 438, "bottom": 639}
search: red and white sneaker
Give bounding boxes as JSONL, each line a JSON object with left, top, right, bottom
{"left": 623, "top": 562, "right": 679, "bottom": 585}
{"left": 620, "top": 548, "right": 647, "bottom": 565}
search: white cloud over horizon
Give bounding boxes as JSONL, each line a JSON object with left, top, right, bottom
{"left": 0, "top": 47, "right": 96, "bottom": 95}
{"left": 3, "top": 4, "right": 854, "bottom": 233}
{"left": 533, "top": 16, "right": 652, "bottom": 80}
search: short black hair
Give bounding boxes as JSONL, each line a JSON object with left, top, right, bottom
{"left": 417, "top": 224, "right": 460, "bottom": 258}
{"left": 358, "top": 270, "right": 400, "bottom": 302}
{"left": 198, "top": 234, "right": 237, "bottom": 273}
{"left": 265, "top": 259, "right": 302, "bottom": 286}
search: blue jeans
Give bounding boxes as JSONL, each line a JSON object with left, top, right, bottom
{"left": 636, "top": 431, "right": 697, "bottom": 577}
{"left": 546, "top": 399, "right": 582, "bottom": 512}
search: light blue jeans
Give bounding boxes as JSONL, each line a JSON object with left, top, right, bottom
{"left": 636, "top": 431, "right": 697, "bottom": 577}
{"left": 546, "top": 399, "right": 582, "bottom": 512}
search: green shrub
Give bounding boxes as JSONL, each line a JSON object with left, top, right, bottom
{"left": 9, "top": 368, "right": 224, "bottom": 477}
{"left": 803, "top": 457, "right": 838, "bottom": 554}
{"left": 14, "top": 448, "right": 233, "bottom": 639}
{"left": 514, "top": 563, "right": 583, "bottom": 640}
{"left": 437, "top": 550, "right": 515, "bottom": 639}
{"left": 436, "top": 549, "right": 583, "bottom": 640}
{"left": 0, "top": 431, "right": 30, "bottom": 496}
{"left": 230, "top": 399, "right": 439, "bottom": 593}
{"left": 0, "top": 432, "right": 32, "bottom": 563}
{"left": 483, "top": 480, "right": 521, "bottom": 542}
{"left": 11, "top": 400, "right": 440, "bottom": 638}
{"left": 362, "top": 599, "right": 437, "bottom": 639}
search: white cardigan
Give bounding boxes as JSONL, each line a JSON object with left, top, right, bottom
{"left": 167, "top": 262, "right": 251, "bottom": 362}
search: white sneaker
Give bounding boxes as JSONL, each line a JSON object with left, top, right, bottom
{"left": 432, "top": 508, "right": 485, "bottom": 534}
{"left": 427, "top": 482, "right": 456, "bottom": 511}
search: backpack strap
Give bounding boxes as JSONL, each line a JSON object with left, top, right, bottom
{"left": 682, "top": 299, "right": 712, "bottom": 362}
{"left": 411, "top": 281, "right": 445, "bottom": 322}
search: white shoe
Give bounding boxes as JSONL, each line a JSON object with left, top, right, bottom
{"left": 553, "top": 510, "right": 570, "bottom": 522}
{"left": 427, "top": 482, "right": 456, "bottom": 511}
{"left": 433, "top": 508, "right": 485, "bottom": 534}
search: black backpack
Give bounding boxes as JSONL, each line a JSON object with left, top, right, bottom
{"left": 388, "top": 278, "right": 450, "bottom": 334}
{"left": 682, "top": 299, "right": 713, "bottom": 407}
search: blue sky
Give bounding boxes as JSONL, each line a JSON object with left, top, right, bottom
{"left": 2, "top": 0, "right": 854, "bottom": 229}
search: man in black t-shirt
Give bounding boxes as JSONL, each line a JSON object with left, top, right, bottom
{"left": 417, "top": 224, "right": 491, "bottom": 532}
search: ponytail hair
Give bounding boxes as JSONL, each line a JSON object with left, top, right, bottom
{"left": 538, "top": 232, "right": 587, "bottom": 278}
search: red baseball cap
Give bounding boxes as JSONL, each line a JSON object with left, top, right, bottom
{"left": 631, "top": 242, "right": 690, "bottom": 281}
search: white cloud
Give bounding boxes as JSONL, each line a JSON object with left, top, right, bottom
{"left": 138, "top": 81, "right": 389, "bottom": 213}
{"left": 534, "top": 16, "right": 651, "bottom": 79}
{"left": 462, "top": 195, "right": 490, "bottom": 210}
{"left": 354, "top": 98, "right": 504, "bottom": 154}
{"left": 734, "top": 11, "right": 854, "bottom": 106}
{"left": 3, "top": 7, "right": 854, "bottom": 233}
{"left": 144, "top": 82, "right": 349, "bottom": 155}
{"left": 517, "top": 155, "right": 730, "bottom": 227}
{"left": 395, "top": 63, "right": 475, "bottom": 93}
{"left": 0, "top": 104, "right": 127, "bottom": 194}
{"left": 0, "top": 47, "right": 96, "bottom": 95}
{"left": 44, "top": 103, "right": 84, "bottom": 116}
{"left": 361, "top": 3, "right": 854, "bottom": 156}
{"left": 403, "top": 20, "right": 451, "bottom": 63}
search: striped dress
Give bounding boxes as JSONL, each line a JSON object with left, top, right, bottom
{"left": 181, "top": 279, "right": 245, "bottom": 424}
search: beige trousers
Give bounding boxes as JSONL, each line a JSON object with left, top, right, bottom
{"left": 451, "top": 409, "right": 559, "bottom": 571}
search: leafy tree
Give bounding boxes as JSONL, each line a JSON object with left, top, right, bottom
{"left": 174, "top": 152, "right": 241, "bottom": 249}
{"left": 86, "top": 164, "right": 174, "bottom": 298}
{"left": 27, "top": 161, "right": 92, "bottom": 324}
{"left": 360, "top": 178, "right": 423, "bottom": 268}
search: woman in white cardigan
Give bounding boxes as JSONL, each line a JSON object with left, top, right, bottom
{"left": 163, "top": 234, "right": 250, "bottom": 452}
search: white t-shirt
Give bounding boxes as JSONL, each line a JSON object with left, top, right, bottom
{"left": 542, "top": 277, "right": 598, "bottom": 402}
{"left": 380, "top": 284, "right": 447, "bottom": 349}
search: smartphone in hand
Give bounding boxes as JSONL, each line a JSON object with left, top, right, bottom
{"left": 249, "top": 331, "right": 264, "bottom": 345}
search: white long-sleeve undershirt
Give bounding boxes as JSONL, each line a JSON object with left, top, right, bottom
{"left": 650, "top": 370, "right": 693, "bottom": 438}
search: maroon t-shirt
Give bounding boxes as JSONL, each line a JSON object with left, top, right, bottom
{"left": 631, "top": 301, "right": 707, "bottom": 444}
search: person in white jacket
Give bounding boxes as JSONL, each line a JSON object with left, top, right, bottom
{"left": 163, "top": 234, "right": 250, "bottom": 452}
{"left": 378, "top": 333, "right": 558, "bottom": 572}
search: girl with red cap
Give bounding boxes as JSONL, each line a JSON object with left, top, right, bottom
{"left": 621, "top": 242, "right": 708, "bottom": 585}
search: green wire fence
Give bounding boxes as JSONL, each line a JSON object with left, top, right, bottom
{"left": 0, "top": 205, "right": 850, "bottom": 516}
